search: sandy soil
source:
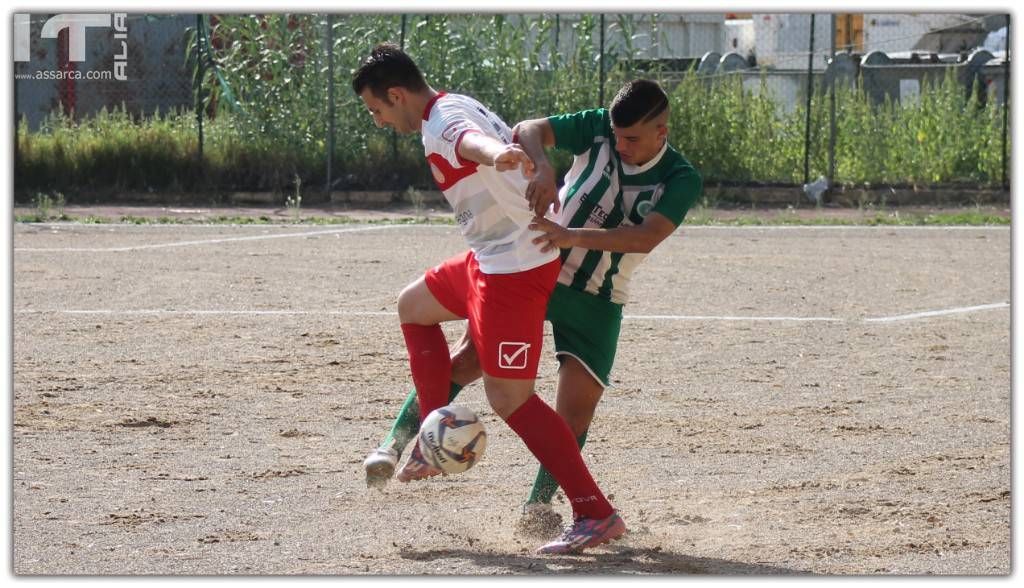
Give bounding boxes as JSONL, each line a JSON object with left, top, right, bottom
{"left": 11, "top": 221, "right": 1010, "bottom": 575}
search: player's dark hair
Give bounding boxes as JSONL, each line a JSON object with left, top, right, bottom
{"left": 351, "top": 42, "right": 428, "bottom": 102}
{"left": 609, "top": 79, "right": 669, "bottom": 127}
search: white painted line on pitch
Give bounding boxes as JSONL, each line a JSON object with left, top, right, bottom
{"left": 15, "top": 308, "right": 836, "bottom": 321}
{"left": 863, "top": 302, "right": 1010, "bottom": 323}
{"left": 13, "top": 223, "right": 448, "bottom": 252}
{"left": 13, "top": 222, "right": 1005, "bottom": 252}
{"left": 18, "top": 222, "right": 456, "bottom": 231}
{"left": 17, "top": 221, "right": 1008, "bottom": 231}
{"left": 13, "top": 309, "right": 836, "bottom": 322}
{"left": 14, "top": 309, "right": 396, "bottom": 317}
{"left": 623, "top": 314, "right": 842, "bottom": 322}
{"left": 12, "top": 309, "right": 839, "bottom": 322}
{"left": 15, "top": 304, "right": 1010, "bottom": 323}
{"left": 681, "top": 225, "right": 1008, "bottom": 231}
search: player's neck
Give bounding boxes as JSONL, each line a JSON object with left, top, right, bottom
{"left": 409, "top": 87, "right": 441, "bottom": 129}
{"left": 634, "top": 138, "right": 667, "bottom": 168}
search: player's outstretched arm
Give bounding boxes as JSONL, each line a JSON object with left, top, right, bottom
{"left": 457, "top": 132, "right": 535, "bottom": 177}
{"left": 529, "top": 211, "right": 678, "bottom": 254}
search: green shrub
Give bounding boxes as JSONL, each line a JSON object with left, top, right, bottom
{"left": 14, "top": 14, "right": 1009, "bottom": 198}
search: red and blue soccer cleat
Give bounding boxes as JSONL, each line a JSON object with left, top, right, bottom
{"left": 536, "top": 511, "right": 627, "bottom": 554}
{"left": 396, "top": 440, "right": 442, "bottom": 482}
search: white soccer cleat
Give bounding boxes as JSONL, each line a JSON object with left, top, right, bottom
{"left": 363, "top": 446, "right": 399, "bottom": 489}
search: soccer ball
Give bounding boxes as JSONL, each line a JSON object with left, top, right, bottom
{"left": 418, "top": 405, "right": 487, "bottom": 474}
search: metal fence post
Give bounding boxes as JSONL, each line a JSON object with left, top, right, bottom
{"left": 1002, "top": 14, "right": 1010, "bottom": 189}
{"left": 13, "top": 54, "right": 19, "bottom": 177}
{"left": 803, "top": 13, "right": 816, "bottom": 188}
{"left": 551, "top": 14, "right": 559, "bottom": 113}
{"left": 554, "top": 14, "right": 560, "bottom": 62}
{"left": 599, "top": 13, "right": 606, "bottom": 107}
{"left": 195, "top": 14, "right": 204, "bottom": 161}
{"left": 326, "top": 13, "right": 335, "bottom": 196}
{"left": 828, "top": 14, "right": 838, "bottom": 201}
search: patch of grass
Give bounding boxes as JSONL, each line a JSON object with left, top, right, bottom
{"left": 919, "top": 211, "right": 1011, "bottom": 225}
{"left": 15, "top": 210, "right": 1003, "bottom": 227}
{"left": 682, "top": 210, "right": 1009, "bottom": 226}
{"left": 13, "top": 214, "right": 458, "bottom": 226}
{"left": 21, "top": 191, "right": 71, "bottom": 222}
{"left": 120, "top": 216, "right": 157, "bottom": 224}
{"left": 15, "top": 16, "right": 1008, "bottom": 198}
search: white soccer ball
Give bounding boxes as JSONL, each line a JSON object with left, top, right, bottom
{"left": 418, "top": 405, "right": 487, "bottom": 474}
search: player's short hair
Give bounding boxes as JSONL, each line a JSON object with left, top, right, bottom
{"left": 351, "top": 42, "right": 428, "bottom": 102}
{"left": 609, "top": 79, "right": 670, "bottom": 128}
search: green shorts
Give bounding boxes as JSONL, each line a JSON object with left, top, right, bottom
{"left": 545, "top": 283, "right": 623, "bottom": 387}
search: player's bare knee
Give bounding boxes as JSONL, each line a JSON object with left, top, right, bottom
{"left": 484, "top": 380, "right": 534, "bottom": 420}
{"left": 396, "top": 282, "right": 423, "bottom": 323}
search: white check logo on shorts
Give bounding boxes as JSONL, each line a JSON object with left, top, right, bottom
{"left": 498, "top": 342, "right": 531, "bottom": 369}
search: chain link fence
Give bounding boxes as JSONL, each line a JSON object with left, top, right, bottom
{"left": 14, "top": 12, "right": 1011, "bottom": 206}
{"left": 14, "top": 14, "right": 194, "bottom": 129}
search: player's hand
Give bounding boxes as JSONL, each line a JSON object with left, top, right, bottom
{"left": 529, "top": 215, "right": 577, "bottom": 253}
{"left": 525, "top": 162, "right": 560, "bottom": 217}
{"left": 493, "top": 144, "right": 535, "bottom": 177}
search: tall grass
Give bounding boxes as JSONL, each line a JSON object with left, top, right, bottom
{"left": 16, "top": 107, "right": 203, "bottom": 194}
{"left": 669, "top": 72, "right": 806, "bottom": 183}
{"left": 15, "top": 14, "right": 1009, "bottom": 198}
{"left": 668, "top": 67, "right": 1008, "bottom": 186}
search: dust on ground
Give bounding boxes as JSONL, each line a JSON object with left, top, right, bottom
{"left": 12, "top": 221, "right": 1010, "bottom": 575}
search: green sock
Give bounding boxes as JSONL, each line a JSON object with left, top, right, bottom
{"left": 380, "top": 382, "right": 464, "bottom": 457}
{"left": 526, "top": 430, "right": 589, "bottom": 505}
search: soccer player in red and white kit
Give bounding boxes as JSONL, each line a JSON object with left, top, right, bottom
{"left": 351, "top": 43, "right": 625, "bottom": 554}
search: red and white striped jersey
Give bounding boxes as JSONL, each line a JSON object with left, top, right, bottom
{"left": 421, "top": 92, "right": 558, "bottom": 274}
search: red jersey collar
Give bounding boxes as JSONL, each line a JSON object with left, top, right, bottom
{"left": 422, "top": 91, "right": 447, "bottom": 121}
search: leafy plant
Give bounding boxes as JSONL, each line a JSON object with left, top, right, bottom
{"left": 14, "top": 14, "right": 1010, "bottom": 198}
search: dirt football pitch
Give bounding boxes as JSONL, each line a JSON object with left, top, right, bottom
{"left": 12, "top": 221, "right": 1010, "bottom": 575}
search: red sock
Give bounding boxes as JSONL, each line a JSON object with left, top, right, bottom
{"left": 400, "top": 323, "right": 451, "bottom": 422}
{"left": 504, "top": 394, "right": 614, "bottom": 520}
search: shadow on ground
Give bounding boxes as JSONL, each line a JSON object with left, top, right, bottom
{"left": 398, "top": 545, "right": 811, "bottom": 575}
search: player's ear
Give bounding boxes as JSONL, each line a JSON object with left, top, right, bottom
{"left": 387, "top": 87, "right": 404, "bottom": 106}
{"left": 656, "top": 123, "right": 668, "bottom": 141}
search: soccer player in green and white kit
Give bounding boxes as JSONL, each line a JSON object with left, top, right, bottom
{"left": 364, "top": 78, "right": 702, "bottom": 535}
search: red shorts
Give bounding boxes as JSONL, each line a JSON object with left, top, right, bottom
{"left": 424, "top": 251, "right": 560, "bottom": 379}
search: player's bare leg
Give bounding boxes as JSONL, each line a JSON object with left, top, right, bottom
{"left": 396, "top": 277, "right": 462, "bottom": 326}
{"left": 554, "top": 357, "right": 605, "bottom": 437}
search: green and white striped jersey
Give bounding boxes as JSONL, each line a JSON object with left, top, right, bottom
{"left": 547, "top": 108, "right": 702, "bottom": 304}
